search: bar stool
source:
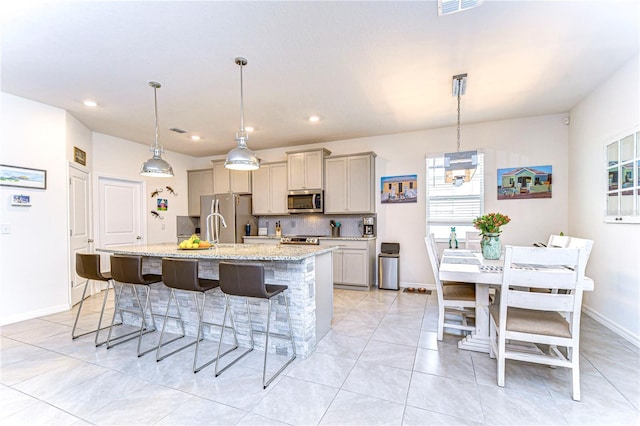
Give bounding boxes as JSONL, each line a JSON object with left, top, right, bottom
{"left": 215, "top": 262, "right": 296, "bottom": 389}
{"left": 157, "top": 258, "right": 240, "bottom": 372}
{"left": 106, "top": 254, "right": 183, "bottom": 357}
{"left": 72, "top": 253, "right": 121, "bottom": 346}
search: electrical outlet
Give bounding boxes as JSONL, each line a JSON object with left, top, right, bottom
{"left": 1, "top": 224, "right": 10, "bottom": 234}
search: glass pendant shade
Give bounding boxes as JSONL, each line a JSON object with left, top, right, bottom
{"left": 140, "top": 81, "right": 174, "bottom": 178}
{"left": 225, "top": 57, "right": 260, "bottom": 171}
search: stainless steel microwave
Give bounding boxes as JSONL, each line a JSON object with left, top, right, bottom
{"left": 287, "top": 190, "right": 323, "bottom": 213}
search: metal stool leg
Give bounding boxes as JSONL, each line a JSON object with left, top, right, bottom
{"left": 262, "top": 292, "right": 297, "bottom": 389}
{"left": 155, "top": 288, "right": 190, "bottom": 361}
{"left": 106, "top": 283, "right": 156, "bottom": 350}
{"left": 215, "top": 295, "right": 253, "bottom": 377}
{"left": 193, "top": 291, "right": 239, "bottom": 373}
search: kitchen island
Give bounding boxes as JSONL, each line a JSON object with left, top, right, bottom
{"left": 97, "top": 243, "right": 335, "bottom": 358}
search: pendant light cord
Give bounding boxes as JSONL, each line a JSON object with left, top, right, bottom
{"left": 239, "top": 61, "right": 245, "bottom": 133}
{"left": 456, "top": 78, "right": 461, "bottom": 153}
{"left": 153, "top": 85, "right": 160, "bottom": 148}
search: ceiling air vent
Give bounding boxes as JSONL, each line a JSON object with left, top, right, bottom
{"left": 169, "top": 127, "right": 187, "bottom": 134}
{"left": 438, "top": 0, "right": 483, "bottom": 16}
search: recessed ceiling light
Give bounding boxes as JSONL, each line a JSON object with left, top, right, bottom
{"left": 309, "top": 115, "right": 320, "bottom": 123}
{"left": 245, "top": 126, "right": 254, "bottom": 132}
{"left": 83, "top": 100, "right": 97, "bottom": 107}
{"left": 190, "top": 135, "right": 201, "bottom": 141}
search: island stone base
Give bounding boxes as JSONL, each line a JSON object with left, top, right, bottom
{"left": 112, "top": 256, "right": 328, "bottom": 358}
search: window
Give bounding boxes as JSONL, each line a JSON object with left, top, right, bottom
{"left": 426, "top": 152, "right": 485, "bottom": 240}
{"left": 605, "top": 130, "right": 640, "bottom": 223}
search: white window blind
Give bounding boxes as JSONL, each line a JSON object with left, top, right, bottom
{"left": 426, "top": 153, "right": 484, "bottom": 239}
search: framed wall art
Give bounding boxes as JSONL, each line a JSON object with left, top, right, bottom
{"left": 0, "top": 164, "right": 47, "bottom": 190}
{"left": 74, "top": 146, "right": 87, "bottom": 166}
{"left": 381, "top": 174, "right": 417, "bottom": 203}
{"left": 497, "top": 165, "right": 552, "bottom": 200}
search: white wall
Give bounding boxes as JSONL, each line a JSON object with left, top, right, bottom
{"left": 92, "top": 132, "right": 201, "bottom": 244}
{"left": 0, "top": 93, "right": 70, "bottom": 324}
{"left": 569, "top": 55, "right": 640, "bottom": 344}
{"left": 202, "top": 113, "right": 571, "bottom": 286}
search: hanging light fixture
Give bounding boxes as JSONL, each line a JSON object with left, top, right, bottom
{"left": 224, "top": 57, "right": 260, "bottom": 170}
{"left": 444, "top": 73, "right": 477, "bottom": 187}
{"left": 140, "top": 81, "right": 174, "bottom": 177}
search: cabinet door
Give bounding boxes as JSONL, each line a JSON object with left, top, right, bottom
{"left": 251, "top": 165, "right": 271, "bottom": 215}
{"left": 230, "top": 169, "right": 251, "bottom": 193}
{"left": 324, "top": 157, "right": 347, "bottom": 213}
{"left": 347, "top": 155, "right": 372, "bottom": 213}
{"left": 342, "top": 249, "right": 368, "bottom": 286}
{"left": 304, "top": 151, "right": 324, "bottom": 189}
{"left": 288, "top": 153, "right": 306, "bottom": 190}
{"left": 212, "top": 162, "right": 230, "bottom": 194}
{"left": 270, "top": 162, "right": 288, "bottom": 214}
{"left": 187, "top": 169, "right": 213, "bottom": 216}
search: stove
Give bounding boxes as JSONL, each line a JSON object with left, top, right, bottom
{"left": 280, "top": 236, "right": 320, "bottom": 245}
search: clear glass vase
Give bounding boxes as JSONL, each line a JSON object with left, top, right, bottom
{"left": 481, "top": 233, "right": 502, "bottom": 260}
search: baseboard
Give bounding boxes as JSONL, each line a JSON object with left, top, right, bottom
{"left": 0, "top": 303, "right": 70, "bottom": 326}
{"left": 582, "top": 304, "right": 640, "bottom": 348}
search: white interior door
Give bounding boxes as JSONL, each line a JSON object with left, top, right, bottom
{"left": 97, "top": 176, "right": 144, "bottom": 270}
{"left": 69, "top": 165, "right": 92, "bottom": 305}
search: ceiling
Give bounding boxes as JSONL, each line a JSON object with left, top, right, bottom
{"left": 2, "top": 1, "right": 638, "bottom": 158}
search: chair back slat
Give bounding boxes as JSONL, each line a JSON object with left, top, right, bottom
{"left": 547, "top": 234, "right": 570, "bottom": 248}
{"left": 424, "top": 235, "right": 444, "bottom": 303}
{"left": 507, "top": 290, "right": 575, "bottom": 312}
{"left": 509, "top": 269, "right": 580, "bottom": 290}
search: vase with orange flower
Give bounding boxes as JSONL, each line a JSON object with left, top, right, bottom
{"left": 472, "top": 212, "right": 511, "bottom": 260}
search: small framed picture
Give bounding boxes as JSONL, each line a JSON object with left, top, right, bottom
{"left": 11, "top": 194, "right": 31, "bottom": 206}
{"left": 0, "top": 164, "right": 47, "bottom": 189}
{"left": 157, "top": 198, "right": 168, "bottom": 211}
{"left": 74, "top": 146, "right": 87, "bottom": 166}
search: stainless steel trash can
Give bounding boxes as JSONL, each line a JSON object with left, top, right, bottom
{"left": 378, "top": 243, "right": 400, "bottom": 290}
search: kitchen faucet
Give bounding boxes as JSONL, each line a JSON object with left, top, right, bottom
{"left": 205, "top": 212, "right": 227, "bottom": 244}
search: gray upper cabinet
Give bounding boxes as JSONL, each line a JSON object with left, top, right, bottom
{"left": 324, "top": 152, "right": 376, "bottom": 214}
{"left": 251, "top": 162, "right": 288, "bottom": 215}
{"left": 187, "top": 168, "right": 214, "bottom": 216}
{"left": 287, "top": 148, "right": 331, "bottom": 190}
{"left": 212, "top": 161, "right": 252, "bottom": 194}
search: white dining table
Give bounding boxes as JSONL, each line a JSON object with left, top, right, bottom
{"left": 438, "top": 249, "right": 594, "bottom": 353}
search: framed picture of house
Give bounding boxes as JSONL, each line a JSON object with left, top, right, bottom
{"left": 497, "top": 165, "right": 552, "bottom": 200}
{"left": 381, "top": 174, "right": 417, "bottom": 203}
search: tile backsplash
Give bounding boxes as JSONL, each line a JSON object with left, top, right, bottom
{"left": 257, "top": 214, "right": 376, "bottom": 238}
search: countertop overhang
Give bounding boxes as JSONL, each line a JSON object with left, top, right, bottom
{"left": 97, "top": 242, "right": 336, "bottom": 262}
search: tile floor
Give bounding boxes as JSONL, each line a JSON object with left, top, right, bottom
{"left": 1, "top": 288, "right": 639, "bottom": 425}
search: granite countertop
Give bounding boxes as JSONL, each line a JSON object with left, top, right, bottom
{"left": 243, "top": 235, "right": 376, "bottom": 241}
{"left": 97, "top": 242, "right": 336, "bottom": 261}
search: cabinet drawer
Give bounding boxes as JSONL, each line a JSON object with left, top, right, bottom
{"left": 319, "top": 239, "right": 367, "bottom": 250}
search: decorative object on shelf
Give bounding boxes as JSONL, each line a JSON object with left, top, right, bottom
{"left": 157, "top": 199, "right": 168, "bottom": 211}
{"left": 444, "top": 73, "right": 477, "bottom": 187}
{"left": 140, "top": 81, "right": 174, "bottom": 177}
{"left": 0, "top": 164, "right": 46, "bottom": 190}
{"left": 449, "top": 226, "right": 458, "bottom": 249}
{"left": 150, "top": 211, "right": 164, "bottom": 220}
{"left": 380, "top": 174, "right": 418, "bottom": 203}
{"left": 224, "top": 57, "right": 260, "bottom": 171}
{"left": 151, "top": 188, "right": 163, "bottom": 197}
{"left": 497, "top": 165, "right": 552, "bottom": 200}
{"left": 73, "top": 146, "right": 86, "bottom": 166}
{"left": 165, "top": 185, "right": 178, "bottom": 196}
{"left": 11, "top": 194, "right": 31, "bottom": 206}
{"left": 473, "top": 212, "right": 511, "bottom": 260}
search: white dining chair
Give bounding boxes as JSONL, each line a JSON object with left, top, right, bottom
{"left": 425, "top": 234, "right": 476, "bottom": 341}
{"left": 547, "top": 234, "right": 570, "bottom": 248}
{"left": 489, "top": 245, "right": 587, "bottom": 401}
{"left": 465, "top": 231, "right": 482, "bottom": 250}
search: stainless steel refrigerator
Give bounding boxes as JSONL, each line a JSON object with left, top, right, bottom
{"left": 200, "top": 193, "right": 256, "bottom": 243}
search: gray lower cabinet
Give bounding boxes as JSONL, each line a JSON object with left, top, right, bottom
{"left": 319, "top": 239, "right": 376, "bottom": 290}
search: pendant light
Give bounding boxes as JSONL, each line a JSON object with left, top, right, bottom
{"left": 444, "top": 73, "right": 477, "bottom": 187}
{"left": 140, "top": 81, "right": 174, "bottom": 177}
{"left": 224, "top": 57, "right": 260, "bottom": 170}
